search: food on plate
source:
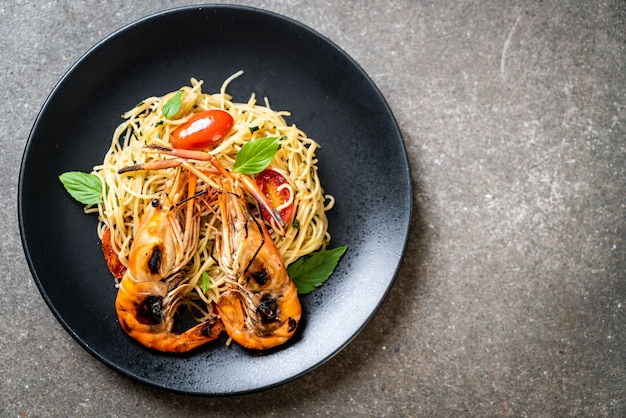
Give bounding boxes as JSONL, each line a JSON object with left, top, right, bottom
{"left": 59, "top": 72, "right": 346, "bottom": 352}
{"left": 215, "top": 177, "right": 301, "bottom": 350}
{"left": 114, "top": 169, "right": 224, "bottom": 352}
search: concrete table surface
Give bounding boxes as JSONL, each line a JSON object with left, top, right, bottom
{"left": 2, "top": 1, "right": 624, "bottom": 416}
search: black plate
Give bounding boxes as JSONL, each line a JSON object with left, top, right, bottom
{"left": 18, "top": 5, "right": 411, "bottom": 395}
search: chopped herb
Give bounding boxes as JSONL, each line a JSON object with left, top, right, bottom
{"left": 292, "top": 218, "right": 300, "bottom": 229}
{"left": 200, "top": 271, "right": 211, "bottom": 293}
{"left": 249, "top": 126, "right": 259, "bottom": 133}
{"left": 155, "top": 120, "right": 163, "bottom": 127}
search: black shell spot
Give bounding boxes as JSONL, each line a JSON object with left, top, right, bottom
{"left": 256, "top": 294, "right": 278, "bottom": 323}
{"left": 148, "top": 247, "right": 162, "bottom": 274}
{"left": 288, "top": 317, "right": 297, "bottom": 332}
{"left": 249, "top": 269, "right": 269, "bottom": 286}
{"left": 137, "top": 295, "right": 163, "bottom": 325}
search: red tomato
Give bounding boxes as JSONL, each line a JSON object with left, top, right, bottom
{"left": 101, "top": 227, "right": 127, "bottom": 280}
{"left": 256, "top": 169, "right": 294, "bottom": 226}
{"left": 171, "top": 109, "right": 233, "bottom": 150}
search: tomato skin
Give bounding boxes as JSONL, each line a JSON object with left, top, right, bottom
{"left": 171, "top": 109, "right": 233, "bottom": 150}
{"left": 101, "top": 227, "right": 127, "bottom": 280}
{"left": 256, "top": 169, "right": 294, "bottom": 226}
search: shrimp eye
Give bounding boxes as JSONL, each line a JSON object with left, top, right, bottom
{"left": 137, "top": 296, "right": 163, "bottom": 325}
{"left": 148, "top": 247, "right": 162, "bottom": 274}
{"left": 256, "top": 294, "right": 278, "bottom": 323}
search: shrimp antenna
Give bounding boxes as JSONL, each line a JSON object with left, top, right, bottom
{"left": 174, "top": 189, "right": 209, "bottom": 208}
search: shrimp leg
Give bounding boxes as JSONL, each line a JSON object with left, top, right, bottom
{"left": 132, "top": 145, "right": 286, "bottom": 234}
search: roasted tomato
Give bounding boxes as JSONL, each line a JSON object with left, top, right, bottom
{"left": 256, "top": 169, "right": 294, "bottom": 226}
{"left": 171, "top": 109, "right": 233, "bottom": 150}
{"left": 101, "top": 227, "right": 127, "bottom": 280}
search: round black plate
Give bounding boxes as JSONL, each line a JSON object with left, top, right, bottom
{"left": 18, "top": 5, "right": 411, "bottom": 395}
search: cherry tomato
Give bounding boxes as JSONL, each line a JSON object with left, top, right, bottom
{"left": 256, "top": 169, "right": 294, "bottom": 226}
{"left": 171, "top": 109, "right": 233, "bottom": 150}
{"left": 101, "top": 227, "right": 127, "bottom": 280}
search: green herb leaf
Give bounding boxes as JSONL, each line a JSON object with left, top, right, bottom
{"left": 59, "top": 171, "right": 103, "bottom": 205}
{"left": 200, "top": 271, "right": 211, "bottom": 293}
{"left": 287, "top": 246, "right": 347, "bottom": 294}
{"left": 162, "top": 90, "right": 183, "bottom": 119}
{"left": 233, "top": 136, "right": 281, "bottom": 174}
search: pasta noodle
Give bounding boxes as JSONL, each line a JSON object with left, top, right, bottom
{"left": 87, "top": 72, "right": 333, "bottom": 320}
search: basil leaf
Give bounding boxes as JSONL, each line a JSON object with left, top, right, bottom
{"left": 233, "top": 136, "right": 281, "bottom": 174}
{"left": 200, "top": 271, "right": 211, "bottom": 293}
{"left": 59, "top": 171, "right": 103, "bottom": 205}
{"left": 288, "top": 246, "right": 347, "bottom": 294}
{"left": 162, "top": 90, "right": 183, "bottom": 119}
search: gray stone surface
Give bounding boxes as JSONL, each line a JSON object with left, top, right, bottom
{"left": 2, "top": 0, "right": 625, "bottom": 416}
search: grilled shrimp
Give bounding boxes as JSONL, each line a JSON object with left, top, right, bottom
{"left": 215, "top": 178, "right": 301, "bottom": 350}
{"left": 114, "top": 172, "right": 223, "bottom": 353}
{"left": 118, "top": 146, "right": 300, "bottom": 350}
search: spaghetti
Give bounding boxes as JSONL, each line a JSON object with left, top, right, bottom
{"left": 87, "top": 72, "right": 334, "bottom": 321}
